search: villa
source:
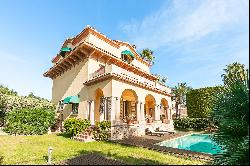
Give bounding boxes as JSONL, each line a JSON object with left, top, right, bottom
{"left": 43, "top": 25, "right": 174, "bottom": 139}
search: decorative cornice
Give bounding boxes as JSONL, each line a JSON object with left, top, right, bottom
{"left": 43, "top": 41, "right": 158, "bottom": 81}
{"left": 53, "top": 26, "right": 150, "bottom": 66}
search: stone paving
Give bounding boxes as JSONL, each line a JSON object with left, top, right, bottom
{"left": 58, "top": 153, "right": 126, "bottom": 165}
{"left": 112, "top": 131, "right": 213, "bottom": 161}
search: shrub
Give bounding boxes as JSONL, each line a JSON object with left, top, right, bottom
{"left": 63, "top": 118, "right": 91, "bottom": 136}
{"left": 0, "top": 94, "right": 55, "bottom": 127}
{"left": 212, "top": 62, "right": 249, "bottom": 165}
{"left": 93, "top": 121, "right": 111, "bottom": 141}
{"left": 186, "top": 86, "right": 223, "bottom": 118}
{"left": 1, "top": 94, "right": 55, "bottom": 113}
{"left": 4, "top": 108, "right": 56, "bottom": 135}
{"left": 173, "top": 117, "right": 210, "bottom": 130}
{"left": 0, "top": 95, "right": 7, "bottom": 126}
{"left": 0, "top": 85, "right": 18, "bottom": 96}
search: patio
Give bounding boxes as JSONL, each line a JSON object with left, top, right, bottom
{"left": 111, "top": 131, "right": 213, "bottom": 161}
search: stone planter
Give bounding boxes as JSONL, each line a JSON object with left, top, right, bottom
{"left": 147, "top": 118, "right": 153, "bottom": 123}
{"left": 133, "top": 120, "right": 138, "bottom": 124}
{"left": 162, "top": 118, "right": 169, "bottom": 124}
{"left": 127, "top": 119, "right": 132, "bottom": 125}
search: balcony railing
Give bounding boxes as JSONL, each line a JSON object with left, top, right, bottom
{"left": 89, "top": 65, "right": 171, "bottom": 93}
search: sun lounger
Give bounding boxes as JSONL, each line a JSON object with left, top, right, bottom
{"left": 145, "top": 128, "right": 166, "bottom": 137}
{"left": 157, "top": 127, "right": 176, "bottom": 134}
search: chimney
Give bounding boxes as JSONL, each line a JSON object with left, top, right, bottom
{"left": 132, "top": 44, "right": 137, "bottom": 50}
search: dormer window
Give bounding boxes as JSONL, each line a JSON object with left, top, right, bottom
{"left": 60, "top": 47, "right": 72, "bottom": 57}
{"left": 121, "top": 50, "right": 135, "bottom": 64}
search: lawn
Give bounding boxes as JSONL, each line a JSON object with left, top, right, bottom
{"left": 0, "top": 134, "right": 205, "bottom": 165}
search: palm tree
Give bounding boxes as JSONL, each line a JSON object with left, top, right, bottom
{"left": 140, "top": 48, "right": 155, "bottom": 64}
{"left": 172, "top": 83, "right": 192, "bottom": 118}
{"left": 212, "top": 62, "right": 249, "bottom": 165}
{"left": 222, "top": 62, "right": 249, "bottom": 87}
{"left": 155, "top": 74, "right": 168, "bottom": 85}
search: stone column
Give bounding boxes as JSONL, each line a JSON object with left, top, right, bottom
{"left": 89, "top": 100, "right": 95, "bottom": 125}
{"left": 139, "top": 102, "right": 146, "bottom": 124}
{"left": 115, "top": 97, "right": 120, "bottom": 121}
{"left": 111, "top": 96, "right": 122, "bottom": 126}
{"left": 169, "top": 108, "right": 172, "bottom": 120}
{"left": 154, "top": 104, "right": 161, "bottom": 123}
{"left": 136, "top": 101, "right": 140, "bottom": 122}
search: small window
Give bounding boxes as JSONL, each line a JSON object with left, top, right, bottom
{"left": 121, "top": 54, "right": 132, "bottom": 64}
{"left": 72, "top": 103, "right": 79, "bottom": 114}
{"left": 57, "top": 100, "right": 64, "bottom": 112}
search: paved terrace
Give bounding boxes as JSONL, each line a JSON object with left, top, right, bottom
{"left": 111, "top": 131, "right": 213, "bottom": 162}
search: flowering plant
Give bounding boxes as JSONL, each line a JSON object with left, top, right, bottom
{"left": 160, "top": 114, "right": 166, "bottom": 120}
{"left": 145, "top": 114, "right": 151, "bottom": 120}
{"left": 126, "top": 114, "right": 136, "bottom": 120}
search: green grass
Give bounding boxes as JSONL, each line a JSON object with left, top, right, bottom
{"left": 0, "top": 134, "right": 205, "bottom": 165}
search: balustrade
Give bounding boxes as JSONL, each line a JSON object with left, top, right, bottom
{"left": 89, "top": 65, "right": 170, "bottom": 93}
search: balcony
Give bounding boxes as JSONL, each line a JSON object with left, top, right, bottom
{"left": 89, "top": 65, "right": 171, "bottom": 93}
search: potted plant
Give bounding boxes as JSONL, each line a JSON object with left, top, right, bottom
{"left": 145, "top": 114, "right": 153, "bottom": 123}
{"left": 160, "top": 115, "right": 167, "bottom": 123}
{"left": 126, "top": 114, "right": 134, "bottom": 125}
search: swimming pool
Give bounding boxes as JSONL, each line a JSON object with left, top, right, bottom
{"left": 157, "top": 134, "right": 222, "bottom": 154}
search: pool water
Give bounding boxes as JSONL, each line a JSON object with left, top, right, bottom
{"left": 157, "top": 134, "right": 222, "bottom": 154}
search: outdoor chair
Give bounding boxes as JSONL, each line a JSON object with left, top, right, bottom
{"left": 145, "top": 128, "right": 165, "bottom": 137}
{"left": 157, "top": 127, "right": 176, "bottom": 134}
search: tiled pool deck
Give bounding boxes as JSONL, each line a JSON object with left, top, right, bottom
{"left": 112, "top": 131, "right": 213, "bottom": 161}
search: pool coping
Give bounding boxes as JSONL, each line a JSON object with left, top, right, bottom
{"left": 111, "top": 131, "right": 213, "bottom": 162}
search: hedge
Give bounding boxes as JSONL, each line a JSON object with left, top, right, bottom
{"left": 186, "top": 86, "right": 223, "bottom": 118}
{"left": 63, "top": 118, "right": 91, "bottom": 136}
{"left": 0, "top": 94, "right": 55, "bottom": 127}
{"left": 0, "top": 94, "right": 55, "bottom": 113}
{"left": 0, "top": 85, "right": 17, "bottom": 96}
{"left": 3, "top": 108, "right": 56, "bottom": 135}
{"left": 173, "top": 118, "right": 210, "bottom": 130}
{"left": 93, "top": 121, "right": 111, "bottom": 141}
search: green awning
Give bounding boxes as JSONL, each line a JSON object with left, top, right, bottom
{"left": 60, "top": 47, "right": 72, "bottom": 57}
{"left": 60, "top": 47, "right": 72, "bottom": 52}
{"left": 63, "top": 95, "right": 80, "bottom": 104}
{"left": 121, "top": 50, "right": 135, "bottom": 59}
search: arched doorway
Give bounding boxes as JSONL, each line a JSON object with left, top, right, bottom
{"left": 145, "top": 94, "right": 156, "bottom": 122}
{"left": 120, "top": 89, "right": 138, "bottom": 123}
{"left": 161, "top": 98, "right": 169, "bottom": 122}
{"left": 94, "top": 88, "right": 104, "bottom": 122}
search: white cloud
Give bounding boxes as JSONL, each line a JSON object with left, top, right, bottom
{"left": 120, "top": 0, "right": 249, "bottom": 50}
{"left": 120, "top": 0, "right": 249, "bottom": 89}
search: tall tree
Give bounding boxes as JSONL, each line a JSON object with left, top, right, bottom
{"left": 140, "top": 48, "right": 155, "bottom": 64}
{"left": 222, "top": 62, "right": 249, "bottom": 87}
{"left": 212, "top": 62, "right": 249, "bottom": 165}
{"left": 172, "top": 83, "right": 192, "bottom": 118}
{"left": 155, "top": 74, "right": 168, "bottom": 85}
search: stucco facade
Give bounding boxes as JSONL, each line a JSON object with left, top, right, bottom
{"left": 44, "top": 25, "right": 174, "bottom": 139}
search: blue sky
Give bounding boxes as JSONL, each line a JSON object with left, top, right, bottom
{"left": 0, "top": 0, "right": 249, "bottom": 100}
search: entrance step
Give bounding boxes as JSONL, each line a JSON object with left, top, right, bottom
{"left": 73, "top": 128, "right": 95, "bottom": 142}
